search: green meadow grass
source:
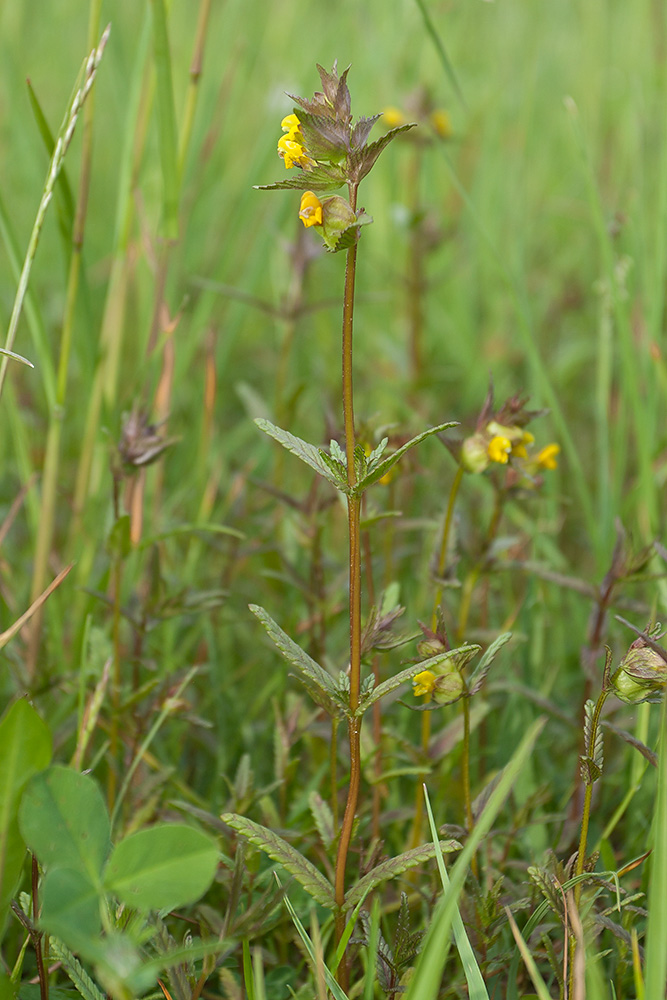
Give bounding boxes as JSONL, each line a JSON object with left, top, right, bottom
{"left": 0, "top": 0, "right": 666, "bottom": 996}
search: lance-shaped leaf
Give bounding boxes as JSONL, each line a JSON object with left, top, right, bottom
{"left": 255, "top": 419, "right": 348, "bottom": 491}
{"left": 348, "top": 123, "right": 417, "bottom": 184}
{"left": 354, "top": 422, "right": 458, "bottom": 495}
{"left": 357, "top": 645, "right": 480, "bottom": 716}
{"left": 344, "top": 840, "right": 461, "bottom": 911}
{"left": 255, "top": 173, "right": 345, "bottom": 193}
{"left": 250, "top": 605, "right": 346, "bottom": 717}
{"left": 221, "top": 814, "right": 335, "bottom": 909}
{"left": 468, "top": 632, "right": 512, "bottom": 696}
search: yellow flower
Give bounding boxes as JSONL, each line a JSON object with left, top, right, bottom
{"left": 536, "top": 443, "right": 560, "bottom": 470}
{"left": 281, "top": 113, "right": 302, "bottom": 134}
{"left": 382, "top": 106, "right": 407, "bottom": 128}
{"left": 277, "top": 134, "right": 316, "bottom": 171}
{"left": 413, "top": 669, "right": 436, "bottom": 699}
{"left": 487, "top": 435, "right": 512, "bottom": 464}
{"left": 430, "top": 109, "right": 452, "bottom": 139}
{"left": 299, "top": 191, "right": 323, "bottom": 228}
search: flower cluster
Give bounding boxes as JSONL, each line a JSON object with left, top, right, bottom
{"left": 259, "top": 63, "right": 415, "bottom": 252}
{"left": 382, "top": 104, "right": 452, "bottom": 140}
{"left": 444, "top": 389, "right": 560, "bottom": 485}
{"left": 461, "top": 420, "right": 560, "bottom": 477}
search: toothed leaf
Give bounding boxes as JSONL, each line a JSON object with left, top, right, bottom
{"left": 221, "top": 814, "right": 335, "bottom": 909}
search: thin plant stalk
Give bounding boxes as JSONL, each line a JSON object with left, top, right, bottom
{"left": 333, "top": 183, "right": 362, "bottom": 978}
{"left": 362, "top": 510, "right": 382, "bottom": 841}
{"left": 568, "top": 685, "right": 609, "bottom": 998}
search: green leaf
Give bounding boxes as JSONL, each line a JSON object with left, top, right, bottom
{"left": 357, "top": 645, "right": 480, "bottom": 715}
{"left": 308, "top": 792, "right": 335, "bottom": 849}
{"left": 249, "top": 605, "right": 345, "bottom": 717}
{"left": 48, "top": 938, "right": 107, "bottom": 1000}
{"left": 221, "top": 814, "right": 335, "bottom": 909}
{"left": 355, "top": 422, "right": 458, "bottom": 495}
{"left": 104, "top": 824, "right": 219, "bottom": 912}
{"left": 348, "top": 123, "right": 417, "bottom": 184}
{"left": 255, "top": 419, "right": 348, "bottom": 491}
{"left": 149, "top": 0, "right": 180, "bottom": 238}
{"left": 0, "top": 700, "right": 51, "bottom": 938}
{"left": 343, "top": 841, "right": 461, "bottom": 911}
{"left": 468, "top": 632, "right": 512, "bottom": 695}
{"left": 40, "top": 867, "right": 102, "bottom": 950}
{"left": 26, "top": 78, "right": 75, "bottom": 257}
{"left": 19, "top": 766, "right": 110, "bottom": 884}
{"left": 254, "top": 174, "right": 344, "bottom": 193}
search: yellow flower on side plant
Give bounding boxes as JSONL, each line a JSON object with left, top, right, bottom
{"left": 413, "top": 669, "right": 436, "bottom": 699}
{"left": 382, "top": 106, "right": 407, "bottom": 128}
{"left": 536, "top": 443, "right": 560, "bottom": 470}
{"left": 487, "top": 435, "right": 512, "bottom": 464}
{"left": 299, "top": 191, "right": 323, "bottom": 228}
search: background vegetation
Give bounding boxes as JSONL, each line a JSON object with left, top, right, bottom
{"left": 0, "top": 0, "right": 666, "bottom": 997}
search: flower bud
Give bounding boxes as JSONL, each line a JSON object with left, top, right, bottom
{"left": 433, "top": 667, "right": 465, "bottom": 705}
{"left": 612, "top": 637, "right": 667, "bottom": 704}
{"left": 460, "top": 433, "right": 490, "bottom": 474}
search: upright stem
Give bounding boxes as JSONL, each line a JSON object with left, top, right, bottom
{"left": 568, "top": 686, "right": 608, "bottom": 998}
{"left": 334, "top": 185, "right": 361, "bottom": 980}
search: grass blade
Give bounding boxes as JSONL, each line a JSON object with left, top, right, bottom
{"left": 423, "top": 787, "right": 488, "bottom": 999}
{"left": 404, "top": 717, "right": 545, "bottom": 1000}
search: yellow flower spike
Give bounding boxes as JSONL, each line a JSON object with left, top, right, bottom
{"left": 536, "top": 443, "right": 560, "bottom": 470}
{"left": 487, "top": 435, "right": 512, "bottom": 464}
{"left": 382, "top": 106, "right": 407, "bottom": 128}
{"left": 299, "top": 191, "right": 323, "bottom": 228}
{"left": 413, "top": 669, "right": 436, "bottom": 699}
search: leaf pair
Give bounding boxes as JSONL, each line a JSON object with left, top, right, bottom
{"left": 221, "top": 813, "right": 460, "bottom": 912}
{"left": 255, "top": 417, "right": 457, "bottom": 498}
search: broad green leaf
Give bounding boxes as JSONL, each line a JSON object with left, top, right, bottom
{"left": 353, "top": 422, "right": 458, "bottom": 495}
{"left": 19, "top": 766, "right": 110, "bottom": 883}
{"left": 40, "top": 867, "right": 102, "bottom": 950}
{"left": 255, "top": 419, "right": 347, "bottom": 491}
{"left": 357, "top": 645, "right": 480, "bottom": 715}
{"left": 222, "top": 814, "right": 335, "bottom": 909}
{"left": 249, "top": 605, "right": 344, "bottom": 717}
{"left": 103, "top": 824, "right": 219, "bottom": 912}
{"left": 343, "top": 841, "right": 461, "bottom": 911}
{"left": 0, "top": 700, "right": 51, "bottom": 932}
